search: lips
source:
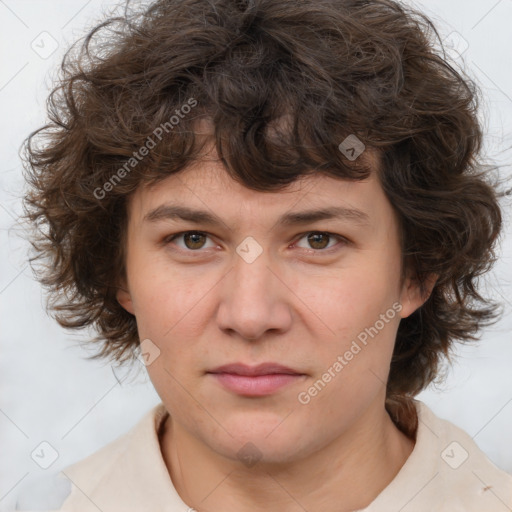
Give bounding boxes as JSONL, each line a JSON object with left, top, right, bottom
{"left": 208, "top": 362, "right": 303, "bottom": 376}
{"left": 207, "top": 363, "right": 305, "bottom": 396}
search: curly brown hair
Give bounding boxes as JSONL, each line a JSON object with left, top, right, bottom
{"left": 21, "top": 0, "right": 504, "bottom": 405}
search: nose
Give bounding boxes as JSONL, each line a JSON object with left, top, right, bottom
{"left": 215, "top": 245, "right": 293, "bottom": 342}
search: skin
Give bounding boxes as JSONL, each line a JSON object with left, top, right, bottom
{"left": 117, "top": 142, "right": 436, "bottom": 512}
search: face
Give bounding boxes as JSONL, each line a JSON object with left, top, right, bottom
{"left": 117, "top": 146, "right": 428, "bottom": 465}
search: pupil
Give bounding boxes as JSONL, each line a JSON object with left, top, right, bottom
{"left": 308, "top": 233, "right": 329, "bottom": 249}
{"left": 185, "top": 233, "right": 205, "bottom": 249}
{"left": 182, "top": 233, "right": 330, "bottom": 251}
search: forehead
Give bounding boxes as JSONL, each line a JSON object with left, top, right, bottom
{"left": 130, "top": 168, "right": 384, "bottom": 223}
{"left": 128, "top": 144, "right": 390, "bottom": 230}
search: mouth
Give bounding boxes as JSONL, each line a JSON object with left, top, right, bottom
{"left": 206, "top": 363, "right": 306, "bottom": 397}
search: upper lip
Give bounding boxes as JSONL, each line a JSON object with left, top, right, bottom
{"left": 208, "top": 363, "right": 303, "bottom": 376}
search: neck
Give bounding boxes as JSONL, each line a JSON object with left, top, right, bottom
{"left": 159, "top": 396, "right": 416, "bottom": 512}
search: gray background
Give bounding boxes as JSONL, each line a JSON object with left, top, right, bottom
{"left": 1, "top": 0, "right": 511, "bottom": 509}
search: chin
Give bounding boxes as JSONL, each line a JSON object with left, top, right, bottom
{"left": 202, "top": 417, "right": 317, "bottom": 466}
{"left": 215, "top": 437, "right": 306, "bottom": 467}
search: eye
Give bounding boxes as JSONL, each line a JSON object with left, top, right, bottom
{"left": 164, "top": 231, "right": 217, "bottom": 251}
{"left": 293, "top": 231, "right": 347, "bottom": 252}
{"left": 162, "top": 230, "right": 348, "bottom": 255}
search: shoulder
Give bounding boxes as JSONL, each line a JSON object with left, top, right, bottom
{"left": 420, "top": 400, "right": 512, "bottom": 502}
{"left": 60, "top": 402, "right": 173, "bottom": 510}
{"left": 15, "top": 402, "right": 174, "bottom": 512}
{"left": 368, "top": 399, "right": 512, "bottom": 512}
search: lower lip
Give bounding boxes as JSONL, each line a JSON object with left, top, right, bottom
{"left": 208, "top": 373, "right": 304, "bottom": 396}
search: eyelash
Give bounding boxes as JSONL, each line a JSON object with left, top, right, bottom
{"left": 162, "top": 230, "right": 349, "bottom": 256}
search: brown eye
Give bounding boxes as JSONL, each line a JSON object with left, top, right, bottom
{"left": 295, "top": 231, "right": 344, "bottom": 251}
{"left": 182, "top": 232, "right": 207, "bottom": 250}
{"left": 306, "top": 233, "right": 331, "bottom": 250}
{"left": 164, "top": 231, "right": 215, "bottom": 251}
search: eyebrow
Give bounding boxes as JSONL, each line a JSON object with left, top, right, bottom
{"left": 143, "top": 203, "right": 370, "bottom": 228}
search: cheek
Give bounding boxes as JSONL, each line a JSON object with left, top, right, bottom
{"left": 296, "top": 269, "right": 401, "bottom": 422}
{"left": 288, "top": 258, "right": 402, "bottom": 392}
{"left": 292, "top": 260, "right": 401, "bottom": 333}
{"left": 128, "top": 252, "right": 217, "bottom": 337}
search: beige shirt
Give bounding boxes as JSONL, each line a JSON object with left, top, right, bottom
{"left": 16, "top": 400, "right": 512, "bottom": 511}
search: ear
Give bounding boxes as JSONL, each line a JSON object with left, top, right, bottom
{"left": 399, "top": 272, "right": 438, "bottom": 319}
{"left": 116, "top": 278, "right": 135, "bottom": 315}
